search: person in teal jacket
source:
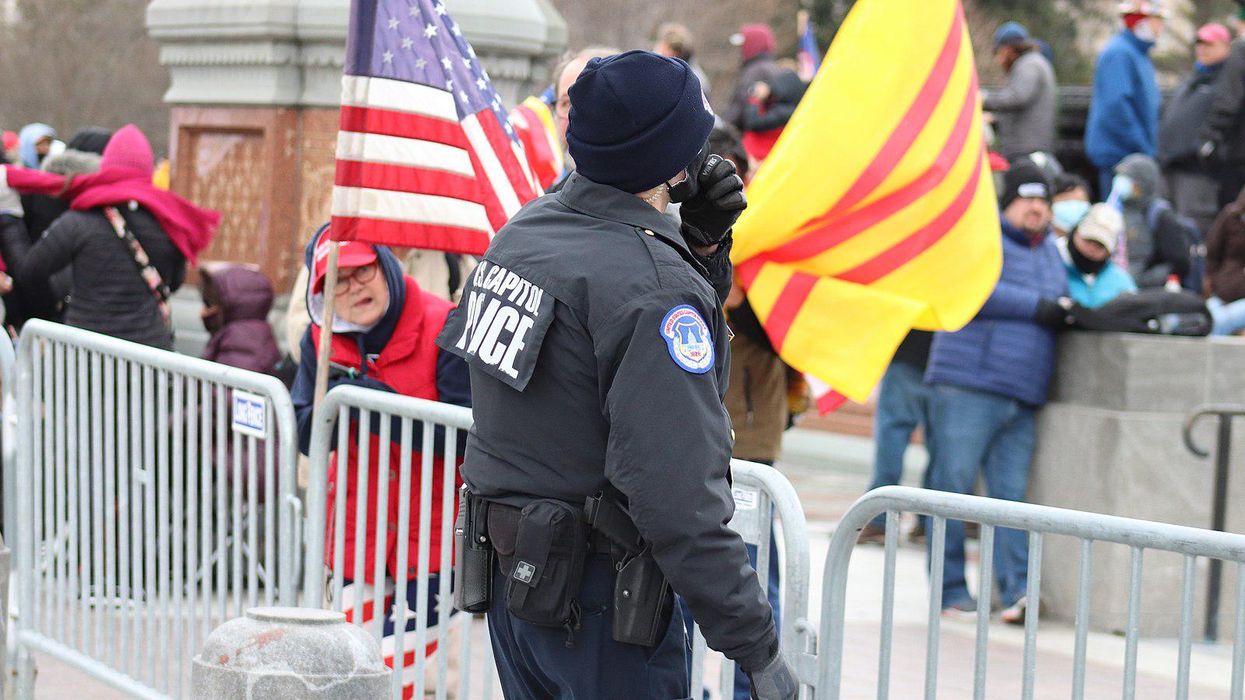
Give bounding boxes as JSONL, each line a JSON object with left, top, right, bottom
{"left": 1085, "top": 2, "right": 1166, "bottom": 196}
{"left": 1056, "top": 203, "right": 1138, "bottom": 308}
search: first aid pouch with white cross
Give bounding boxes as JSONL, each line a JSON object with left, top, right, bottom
{"left": 505, "top": 499, "right": 590, "bottom": 639}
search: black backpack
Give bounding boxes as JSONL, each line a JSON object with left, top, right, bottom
{"left": 1071, "top": 289, "right": 1211, "bottom": 336}
{"left": 1147, "top": 199, "right": 1206, "bottom": 293}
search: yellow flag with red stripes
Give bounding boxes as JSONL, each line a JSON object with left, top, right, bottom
{"left": 732, "top": 0, "right": 1001, "bottom": 408}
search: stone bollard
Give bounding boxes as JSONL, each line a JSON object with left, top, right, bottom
{"left": 193, "top": 607, "right": 390, "bottom": 699}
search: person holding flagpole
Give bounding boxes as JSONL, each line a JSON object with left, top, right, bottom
{"left": 438, "top": 50, "right": 796, "bottom": 699}
{"left": 291, "top": 227, "right": 472, "bottom": 694}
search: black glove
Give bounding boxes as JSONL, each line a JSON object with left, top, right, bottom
{"left": 1033, "top": 297, "right": 1074, "bottom": 327}
{"left": 747, "top": 649, "right": 798, "bottom": 700}
{"left": 679, "top": 154, "right": 747, "bottom": 248}
{"left": 328, "top": 373, "right": 396, "bottom": 395}
{"left": 690, "top": 232, "right": 733, "bottom": 304}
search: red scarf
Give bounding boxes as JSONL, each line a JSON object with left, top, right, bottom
{"left": 2, "top": 124, "right": 218, "bottom": 264}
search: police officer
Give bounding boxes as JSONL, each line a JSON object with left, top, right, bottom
{"left": 438, "top": 51, "right": 797, "bottom": 699}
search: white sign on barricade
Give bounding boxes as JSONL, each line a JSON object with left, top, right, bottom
{"left": 230, "top": 391, "right": 268, "bottom": 439}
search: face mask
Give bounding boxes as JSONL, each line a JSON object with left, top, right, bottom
{"left": 1068, "top": 233, "right": 1108, "bottom": 275}
{"left": 1132, "top": 21, "right": 1158, "bottom": 44}
{"left": 1052, "top": 199, "right": 1091, "bottom": 232}
{"left": 1111, "top": 174, "right": 1136, "bottom": 203}
{"left": 668, "top": 144, "right": 709, "bottom": 204}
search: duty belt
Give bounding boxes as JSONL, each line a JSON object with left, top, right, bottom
{"left": 486, "top": 502, "right": 615, "bottom": 554}
{"left": 486, "top": 492, "right": 643, "bottom": 558}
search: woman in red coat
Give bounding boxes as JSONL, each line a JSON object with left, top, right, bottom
{"left": 292, "top": 228, "right": 471, "bottom": 694}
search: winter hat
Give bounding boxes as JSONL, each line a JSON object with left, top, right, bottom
{"left": 999, "top": 158, "right": 1052, "bottom": 210}
{"left": 17, "top": 123, "right": 55, "bottom": 169}
{"left": 101, "top": 124, "right": 155, "bottom": 177}
{"left": 66, "top": 128, "right": 113, "bottom": 156}
{"left": 731, "top": 24, "right": 777, "bottom": 62}
{"left": 993, "top": 22, "right": 1030, "bottom": 50}
{"left": 1197, "top": 23, "right": 1231, "bottom": 45}
{"left": 1075, "top": 204, "right": 1124, "bottom": 255}
{"left": 1115, "top": 153, "right": 1162, "bottom": 201}
{"left": 567, "top": 50, "right": 714, "bottom": 194}
{"left": 1118, "top": 1, "right": 1167, "bottom": 18}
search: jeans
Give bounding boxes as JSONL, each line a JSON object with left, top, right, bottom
{"left": 926, "top": 384, "right": 1036, "bottom": 608}
{"left": 1208, "top": 296, "right": 1245, "bottom": 336}
{"left": 868, "top": 361, "right": 934, "bottom": 528}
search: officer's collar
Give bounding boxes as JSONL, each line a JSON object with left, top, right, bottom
{"left": 557, "top": 171, "right": 689, "bottom": 254}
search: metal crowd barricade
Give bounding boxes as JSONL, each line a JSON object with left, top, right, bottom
{"left": 302, "top": 386, "right": 816, "bottom": 699}
{"left": 819, "top": 485, "right": 1245, "bottom": 700}
{"left": 302, "top": 385, "right": 492, "bottom": 699}
{"left": 0, "top": 334, "right": 17, "bottom": 690}
{"left": 1, "top": 333, "right": 17, "bottom": 543}
{"left": 12, "top": 320, "right": 301, "bottom": 700}
{"left": 690, "top": 459, "right": 815, "bottom": 698}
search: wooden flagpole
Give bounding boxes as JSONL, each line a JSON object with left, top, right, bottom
{"left": 311, "top": 241, "right": 341, "bottom": 408}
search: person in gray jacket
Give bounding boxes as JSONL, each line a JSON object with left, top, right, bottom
{"left": 983, "top": 22, "right": 1058, "bottom": 161}
{"left": 1160, "top": 23, "right": 1232, "bottom": 235}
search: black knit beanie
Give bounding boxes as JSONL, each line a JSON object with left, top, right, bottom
{"left": 999, "top": 158, "right": 1053, "bottom": 210}
{"left": 567, "top": 50, "right": 715, "bottom": 194}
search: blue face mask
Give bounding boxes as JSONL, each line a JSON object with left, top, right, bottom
{"left": 1052, "top": 199, "right": 1091, "bottom": 232}
{"left": 1111, "top": 174, "right": 1136, "bottom": 203}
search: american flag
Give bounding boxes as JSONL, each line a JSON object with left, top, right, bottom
{"left": 329, "top": 0, "right": 541, "bottom": 254}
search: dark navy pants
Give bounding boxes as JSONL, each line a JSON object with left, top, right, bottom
{"left": 487, "top": 554, "right": 691, "bottom": 699}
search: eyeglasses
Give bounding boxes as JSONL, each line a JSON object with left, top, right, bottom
{"left": 340, "top": 263, "right": 379, "bottom": 289}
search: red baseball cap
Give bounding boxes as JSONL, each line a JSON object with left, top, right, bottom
{"left": 1198, "top": 23, "right": 1231, "bottom": 45}
{"left": 312, "top": 236, "right": 378, "bottom": 293}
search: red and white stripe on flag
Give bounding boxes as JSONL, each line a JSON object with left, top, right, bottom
{"left": 330, "top": 75, "right": 539, "bottom": 255}
{"left": 805, "top": 373, "right": 849, "bottom": 415}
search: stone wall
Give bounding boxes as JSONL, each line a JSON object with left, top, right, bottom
{"left": 1028, "top": 332, "right": 1245, "bottom": 637}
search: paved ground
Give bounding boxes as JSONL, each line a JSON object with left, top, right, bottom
{"left": 18, "top": 427, "right": 1242, "bottom": 697}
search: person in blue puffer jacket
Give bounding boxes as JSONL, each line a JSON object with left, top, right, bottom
{"left": 924, "top": 159, "right": 1074, "bottom": 626}
{"left": 1084, "top": 2, "right": 1166, "bottom": 196}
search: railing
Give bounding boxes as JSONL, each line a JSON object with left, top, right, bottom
{"left": 301, "top": 385, "right": 815, "bottom": 699}
{"left": 12, "top": 320, "right": 300, "bottom": 699}
{"left": 1184, "top": 403, "right": 1245, "bottom": 642}
{"left": 819, "top": 485, "right": 1245, "bottom": 700}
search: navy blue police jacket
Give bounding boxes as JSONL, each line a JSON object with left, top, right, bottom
{"left": 436, "top": 171, "right": 777, "bottom": 671}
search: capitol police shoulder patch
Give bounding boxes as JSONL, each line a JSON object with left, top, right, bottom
{"left": 660, "top": 305, "right": 714, "bottom": 374}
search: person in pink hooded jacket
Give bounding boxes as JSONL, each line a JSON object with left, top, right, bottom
{"left": 1, "top": 124, "right": 218, "bottom": 349}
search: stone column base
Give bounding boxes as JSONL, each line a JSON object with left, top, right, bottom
{"left": 169, "top": 106, "right": 339, "bottom": 293}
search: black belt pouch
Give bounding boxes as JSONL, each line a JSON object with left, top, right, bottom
{"left": 453, "top": 486, "right": 494, "bottom": 613}
{"left": 505, "top": 499, "right": 588, "bottom": 627}
{"left": 613, "top": 547, "right": 673, "bottom": 646}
